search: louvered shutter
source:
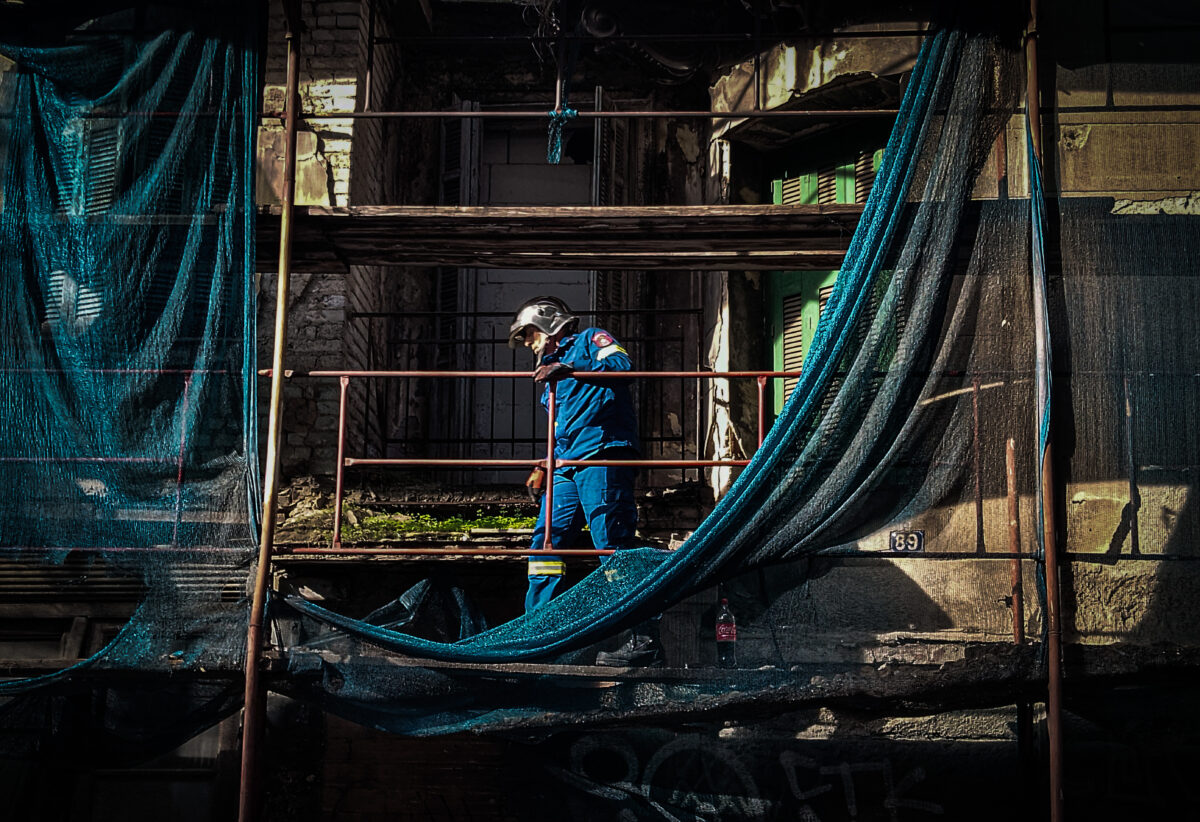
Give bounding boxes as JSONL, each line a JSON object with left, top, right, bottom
{"left": 779, "top": 291, "right": 806, "bottom": 406}
{"left": 83, "top": 119, "right": 121, "bottom": 215}
{"left": 855, "top": 150, "right": 878, "bottom": 204}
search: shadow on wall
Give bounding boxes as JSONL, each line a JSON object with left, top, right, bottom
{"left": 696, "top": 558, "right": 954, "bottom": 667}
{"left": 1047, "top": 198, "right": 1200, "bottom": 648}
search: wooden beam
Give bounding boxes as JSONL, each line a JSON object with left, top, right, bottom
{"left": 255, "top": 204, "right": 863, "bottom": 272}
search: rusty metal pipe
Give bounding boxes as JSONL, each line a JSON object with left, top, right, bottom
{"left": 1026, "top": 1, "right": 1064, "bottom": 819}
{"left": 543, "top": 384, "right": 557, "bottom": 550}
{"left": 756, "top": 376, "right": 767, "bottom": 448}
{"left": 3, "top": 544, "right": 1052, "bottom": 558}
{"left": 373, "top": 30, "right": 933, "bottom": 45}
{"left": 344, "top": 458, "right": 750, "bottom": 468}
{"left": 973, "top": 377, "right": 984, "bottom": 553}
{"left": 332, "top": 376, "right": 350, "bottom": 548}
{"left": 287, "top": 547, "right": 618, "bottom": 557}
{"left": 276, "top": 369, "right": 804, "bottom": 379}
{"left": 1006, "top": 437, "right": 1025, "bottom": 644}
{"left": 239, "top": 5, "right": 301, "bottom": 822}
{"left": 0, "top": 367, "right": 227, "bottom": 375}
{"left": 263, "top": 108, "right": 900, "bottom": 121}
{"left": 1042, "top": 444, "right": 1064, "bottom": 821}
{"left": 0, "top": 457, "right": 165, "bottom": 463}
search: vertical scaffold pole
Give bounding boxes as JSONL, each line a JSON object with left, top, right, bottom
{"left": 239, "top": 3, "right": 301, "bottom": 821}
{"left": 1025, "top": 2, "right": 1065, "bottom": 820}
{"left": 544, "top": 384, "right": 557, "bottom": 550}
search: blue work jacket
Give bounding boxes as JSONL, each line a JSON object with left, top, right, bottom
{"left": 539, "top": 327, "right": 639, "bottom": 461}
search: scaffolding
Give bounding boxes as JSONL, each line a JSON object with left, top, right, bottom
{"left": 0, "top": 2, "right": 1074, "bottom": 819}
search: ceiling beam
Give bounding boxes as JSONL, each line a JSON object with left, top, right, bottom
{"left": 255, "top": 203, "right": 863, "bottom": 272}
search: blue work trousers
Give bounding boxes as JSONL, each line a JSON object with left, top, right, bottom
{"left": 526, "top": 462, "right": 637, "bottom": 613}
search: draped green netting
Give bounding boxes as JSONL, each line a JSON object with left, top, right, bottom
{"left": 0, "top": 4, "right": 257, "bottom": 757}
{"left": 275, "top": 23, "right": 1033, "bottom": 734}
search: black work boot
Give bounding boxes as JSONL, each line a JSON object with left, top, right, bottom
{"left": 595, "top": 632, "right": 664, "bottom": 668}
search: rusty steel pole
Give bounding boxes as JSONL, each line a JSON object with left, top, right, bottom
{"left": 973, "top": 377, "right": 985, "bottom": 553}
{"left": 1026, "top": 1, "right": 1065, "bottom": 820}
{"left": 266, "top": 108, "right": 901, "bottom": 121}
{"left": 756, "top": 376, "right": 767, "bottom": 448}
{"left": 332, "top": 375, "right": 350, "bottom": 548}
{"left": 239, "top": 4, "right": 301, "bottom": 821}
{"left": 1006, "top": 438, "right": 1025, "bottom": 644}
{"left": 543, "top": 384, "right": 557, "bottom": 550}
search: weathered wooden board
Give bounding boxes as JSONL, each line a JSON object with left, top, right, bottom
{"left": 256, "top": 204, "right": 863, "bottom": 272}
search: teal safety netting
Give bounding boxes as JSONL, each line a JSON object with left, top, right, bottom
{"left": 0, "top": 3, "right": 257, "bottom": 756}
{"left": 273, "top": 21, "right": 1033, "bottom": 733}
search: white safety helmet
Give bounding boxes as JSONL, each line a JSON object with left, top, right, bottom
{"left": 507, "top": 296, "right": 579, "bottom": 348}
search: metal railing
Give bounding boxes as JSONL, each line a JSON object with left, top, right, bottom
{"left": 350, "top": 307, "right": 705, "bottom": 486}
{"left": 271, "top": 368, "right": 802, "bottom": 555}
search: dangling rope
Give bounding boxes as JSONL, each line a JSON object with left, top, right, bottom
{"left": 546, "top": 106, "right": 578, "bottom": 163}
{"left": 546, "top": 4, "right": 579, "bottom": 164}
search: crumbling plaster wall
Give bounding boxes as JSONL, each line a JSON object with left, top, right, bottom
{"left": 257, "top": 1, "right": 365, "bottom": 478}
{"left": 700, "top": 136, "right": 756, "bottom": 500}
{"left": 709, "top": 30, "right": 921, "bottom": 141}
{"left": 257, "top": 1, "right": 439, "bottom": 477}
{"left": 702, "top": 28, "right": 922, "bottom": 500}
{"left": 1046, "top": 14, "right": 1200, "bottom": 648}
{"left": 701, "top": 12, "right": 1200, "bottom": 651}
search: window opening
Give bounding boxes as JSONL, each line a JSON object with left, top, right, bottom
{"left": 766, "top": 145, "right": 882, "bottom": 416}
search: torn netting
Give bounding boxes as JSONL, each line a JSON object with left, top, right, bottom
{"left": 278, "top": 19, "right": 1029, "bottom": 710}
{"left": 0, "top": 3, "right": 258, "bottom": 708}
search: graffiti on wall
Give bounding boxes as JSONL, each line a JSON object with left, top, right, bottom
{"left": 546, "top": 732, "right": 945, "bottom": 821}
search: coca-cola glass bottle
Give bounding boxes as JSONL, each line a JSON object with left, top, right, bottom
{"left": 716, "top": 597, "right": 737, "bottom": 668}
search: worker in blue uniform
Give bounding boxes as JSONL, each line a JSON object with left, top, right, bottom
{"left": 508, "top": 296, "right": 662, "bottom": 667}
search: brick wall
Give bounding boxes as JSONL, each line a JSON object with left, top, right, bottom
{"left": 257, "top": 271, "right": 349, "bottom": 475}
{"left": 259, "top": 1, "right": 364, "bottom": 477}
{"left": 258, "top": 1, "right": 450, "bottom": 475}
{"left": 262, "top": 0, "right": 363, "bottom": 205}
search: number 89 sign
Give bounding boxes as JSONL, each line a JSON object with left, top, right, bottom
{"left": 888, "top": 530, "right": 925, "bottom": 552}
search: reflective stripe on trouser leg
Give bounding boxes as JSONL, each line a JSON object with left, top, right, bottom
{"left": 526, "top": 560, "right": 566, "bottom": 613}
{"left": 528, "top": 559, "right": 565, "bottom": 576}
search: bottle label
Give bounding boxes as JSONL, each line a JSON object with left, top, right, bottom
{"left": 716, "top": 622, "right": 736, "bottom": 642}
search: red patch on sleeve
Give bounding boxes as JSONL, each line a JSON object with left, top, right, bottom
{"left": 591, "top": 331, "right": 614, "bottom": 347}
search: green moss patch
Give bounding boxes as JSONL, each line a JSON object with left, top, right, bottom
{"left": 338, "top": 511, "right": 535, "bottom": 542}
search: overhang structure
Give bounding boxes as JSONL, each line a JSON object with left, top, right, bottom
{"left": 255, "top": 203, "right": 864, "bottom": 272}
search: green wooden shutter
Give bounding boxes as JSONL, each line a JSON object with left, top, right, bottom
{"left": 766, "top": 146, "right": 884, "bottom": 416}
{"left": 768, "top": 270, "right": 839, "bottom": 414}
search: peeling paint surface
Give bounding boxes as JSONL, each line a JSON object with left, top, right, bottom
{"left": 674, "top": 124, "right": 701, "bottom": 164}
{"left": 1112, "top": 192, "right": 1200, "bottom": 215}
{"left": 1060, "top": 124, "right": 1091, "bottom": 151}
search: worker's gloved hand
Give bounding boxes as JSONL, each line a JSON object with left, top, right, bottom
{"left": 525, "top": 466, "right": 546, "bottom": 502}
{"left": 533, "top": 361, "right": 573, "bottom": 384}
